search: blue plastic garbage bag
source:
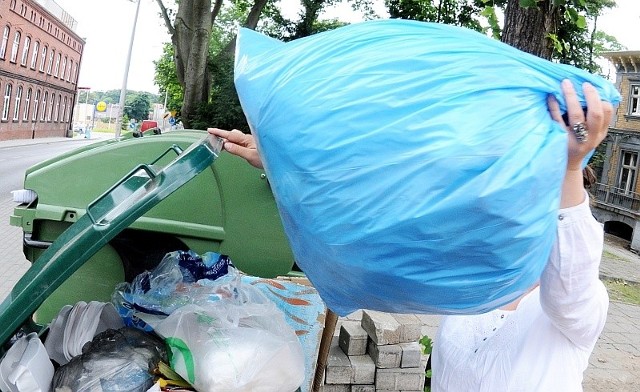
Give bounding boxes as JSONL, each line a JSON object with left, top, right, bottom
{"left": 233, "top": 19, "right": 621, "bottom": 316}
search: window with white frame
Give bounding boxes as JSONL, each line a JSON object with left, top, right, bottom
{"left": 60, "top": 56, "right": 67, "bottom": 80}
{"left": 2, "top": 84, "right": 12, "bottom": 121}
{"left": 62, "top": 96, "right": 67, "bottom": 122}
{"left": 23, "top": 88, "right": 31, "bottom": 121}
{"left": 30, "top": 41, "right": 39, "bottom": 69}
{"left": 66, "top": 59, "right": 72, "bottom": 81}
{"left": 629, "top": 84, "right": 640, "bottom": 117}
{"left": 40, "top": 91, "right": 47, "bottom": 121}
{"left": 617, "top": 151, "right": 638, "bottom": 195}
{"left": 32, "top": 89, "right": 40, "bottom": 121}
{"left": 48, "top": 93, "right": 54, "bottom": 121}
{"left": 0, "top": 26, "right": 9, "bottom": 59}
{"left": 10, "top": 31, "right": 20, "bottom": 62}
{"left": 39, "top": 46, "right": 47, "bottom": 72}
{"left": 20, "top": 36, "right": 30, "bottom": 66}
{"left": 54, "top": 52, "right": 60, "bottom": 77}
{"left": 47, "top": 49, "right": 54, "bottom": 74}
{"left": 13, "top": 86, "right": 22, "bottom": 121}
{"left": 54, "top": 94, "right": 60, "bottom": 121}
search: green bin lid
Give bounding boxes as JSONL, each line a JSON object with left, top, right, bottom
{"left": 0, "top": 135, "right": 223, "bottom": 346}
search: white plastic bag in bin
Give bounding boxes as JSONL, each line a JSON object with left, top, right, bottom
{"left": 140, "top": 301, "right": 304, "bottom": 392}
{"left": 0, "top": 333, "right": 53, "bottom": 392}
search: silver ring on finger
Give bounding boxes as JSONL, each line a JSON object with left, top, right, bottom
{"left": 572, "top": 122, "right": 589, "bottom": 144}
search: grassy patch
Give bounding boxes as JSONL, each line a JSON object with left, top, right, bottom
{"left": 603, "top": 278, "right": 640, "bottom": 305}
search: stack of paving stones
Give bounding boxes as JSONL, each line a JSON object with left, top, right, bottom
{"left": 320, "top": 310, "right": 429, "bottom": 392}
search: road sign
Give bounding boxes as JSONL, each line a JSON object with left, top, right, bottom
{"left": 96, "top": 101, "right": 107, "bottom": 112}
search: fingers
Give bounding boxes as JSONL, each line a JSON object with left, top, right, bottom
{"left": 206, "top": 127, "right": 263, "bottom": 169}
{"left": 561, "top": 79, "right": 585, "bottom": 126}
{"left": 547, "top": 95, "right": 564, "bottom": 125}
{"left": 583, "top": 83, "right": 604, "bottom": 139}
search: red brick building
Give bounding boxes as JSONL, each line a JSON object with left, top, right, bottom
{"left": 0, "top": 0, "right": 84, "bottom": 140}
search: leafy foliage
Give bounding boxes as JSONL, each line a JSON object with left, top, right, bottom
{"left": 386, "top": 0, "right": 486, "bottom": 32}
{"left": 551, "top": 0, "right": 624, "bottom": 74}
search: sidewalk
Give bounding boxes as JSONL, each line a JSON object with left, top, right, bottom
{"left": 0, "top": 132, "right": 115, "bottom": 149}
{"left": 0, "top": 137, "right": 638, "bottom": 390}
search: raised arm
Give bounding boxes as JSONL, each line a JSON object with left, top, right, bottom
{"left": 541, "top": 79, "right": 614, "bottom": 350}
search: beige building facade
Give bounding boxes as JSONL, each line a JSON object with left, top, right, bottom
{"left": 593, "top": 51, "right": 640, "bottom": 250}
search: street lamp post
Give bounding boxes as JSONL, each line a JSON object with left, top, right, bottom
{"left": 114, "top": 0, "right": 142, "bottom": 139}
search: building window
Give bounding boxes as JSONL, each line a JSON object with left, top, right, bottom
{"left": 30, "top": 41, "right": 39, "bottom": 69}
{"left": 32, "top": 89, "right": 40, "bottom": 121}
{"left": 54, "top": 53, "right": 61, "bottom": 77}
{"left": 62, "top": 96, "right": 67, "bottom": 122}
{"left": 13, "top": 86, "right": 22, "bottom": 121}
{"left": 0, "top": 26, "right": 9, "bottom": 59}
{"left": 39, "top": 46, "right": 47, "bottom": 72}
{"left": 47, "top": 94, "right": 56, "bottom": 122}
{"left": 23, "top": 88, "right": 31, "bottom": 121}
{"left": 2, "top": 84, "right": 12, "bottom": 121}
{"left": 617, "top": 151, "right": 638, "bottom": 195}
{"left": 629, "top": 84, "right": 640, "bottom": 117}
{"left": 54, "top": 94, "right": 60, "bottom": 122}
{"left": 20, "top": 36, "right": 30, "bottom": 66}
{"left": 47, "top": 49, "right": 54, "bottom": 74}
{"left": 48, "top": 93, "right": 54, "bottom": 121}
{"left": 67, "top": 59, "right": 73, "bottom": 81}
{"left": 40, "top": 91, "right": 47, "bottom": 121}
{"left": 60, "top": 56, "right": 67, "bottom": 80}
{"left": 10, "top": 31, "right": 20, "bottom": 63}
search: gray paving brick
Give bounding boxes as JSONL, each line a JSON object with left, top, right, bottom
{"left": 350, "top": 386, "right": 375, "bottom": 392}
{"left": 367, "top": 339, "right": 401, "bottom": 368}
{"left": 399, "top": 342, "right": 422, "bottom": 368}
{"left": 339, "top": 321, "right": 368, "bottom": 356}
{"left": 349, "top": 354, "right": 375, "bottom": 384}
{"left": 375, "top": 366, "right": 426, "bottom": 391}
{"left": 392, "top": 313, "right": 422, "bottom": 343}
{"left": 361, "top": 310, "right": 402, "bottom": 345}
{"left": 325, "top": 336, "right": 353, "bottom": 384}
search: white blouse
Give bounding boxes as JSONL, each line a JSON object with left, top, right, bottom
{"left": 431, "top": 195, "right": 609, "bottom": 392}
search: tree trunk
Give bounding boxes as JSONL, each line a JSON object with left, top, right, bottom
{"left": 173, "top": 0, "right": 212, "bottom": 128}
{"left": 501, "top": 0, "right": 558, "bottom": 60}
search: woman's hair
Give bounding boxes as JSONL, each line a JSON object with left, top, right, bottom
{"left": 583, "top": 165, "right": 597, "bottom": 189}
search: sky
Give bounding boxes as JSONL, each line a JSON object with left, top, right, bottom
{"left": 54, "top": 0, "right": 639, "bottom": 95}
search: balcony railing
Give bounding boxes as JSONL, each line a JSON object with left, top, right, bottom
{"left": 594, "top": 183, "right": 640, "bottom": 213}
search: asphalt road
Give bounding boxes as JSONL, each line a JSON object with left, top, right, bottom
{"left": 0, "top": 138, "right": 96, "bottom": 199}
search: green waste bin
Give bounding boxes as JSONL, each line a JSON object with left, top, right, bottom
{"left": 4, "top": 131, "right": 296, "bottom": 336}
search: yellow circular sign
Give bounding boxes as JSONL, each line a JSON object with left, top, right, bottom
{"left": 96, "top": 101, "right": 107, "bottom": 112}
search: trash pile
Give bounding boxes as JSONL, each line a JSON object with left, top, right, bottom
{"left": 0, "top": 251, "right": 305, "bottom": 392}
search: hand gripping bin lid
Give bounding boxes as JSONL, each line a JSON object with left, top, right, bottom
{"left": 0, "top": 135, "right": 223, "bottom": 349}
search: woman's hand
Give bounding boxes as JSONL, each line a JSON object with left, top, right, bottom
{"left": 547, "top": 79, "right": 613, "bottom": 171}
{"left": 207, "top": 128, "right": 264, "bottom": 169}
{"left": 547, "top": 79, "right": 614, "bottom": 207}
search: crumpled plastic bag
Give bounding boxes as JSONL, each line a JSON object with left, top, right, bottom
{"left": 52, "top": 327, "right": 167, "bottom": 392}
{"left": 233, "top": 19, "right": 621, "bottom": 316}
{"left": 114, "top": 251, "right": 305, "bottom": 392}
{"left": 112, "top": 251, "right": 234, "bottom": 331}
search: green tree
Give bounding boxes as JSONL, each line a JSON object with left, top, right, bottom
{"left": 387, "top": 0, "right": 486, "bottom": 31}
{"left": 124, "top": 93, "right": 152, "bottom": 122}
{"left": 154, "top": 0, "right": 270, "bottom": 128}
{"left": 553, "top": 0, "right": 623, "bottom": 73}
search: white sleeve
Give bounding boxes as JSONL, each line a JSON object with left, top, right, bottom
{"left": 539, "top": 192, "right": 609, "bottom": 351}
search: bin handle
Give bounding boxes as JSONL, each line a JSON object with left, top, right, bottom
{"left": 84, "top": 144, "right": 186, "bottom": 226}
